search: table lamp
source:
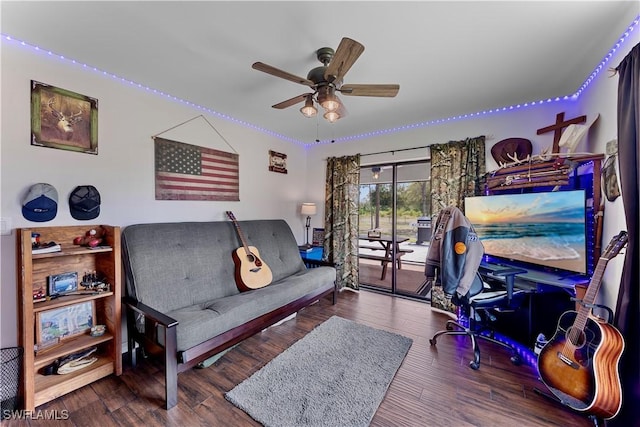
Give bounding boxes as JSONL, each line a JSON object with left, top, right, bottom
{"left": 301, "top": 202, "right": 317, "bottom": 248}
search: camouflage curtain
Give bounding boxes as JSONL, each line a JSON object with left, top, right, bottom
{"left": 430, "top": 136, "right": 486, "bottom": 213}
{"left": 324, "top": 154, "right": 360, "bottom": 290}
{"left": 429, "top": 136, "right": 486, "bottom": 312}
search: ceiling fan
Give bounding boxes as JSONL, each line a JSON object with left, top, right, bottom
{"left": 252, "top": 37, "right": 400, "bottom": 123}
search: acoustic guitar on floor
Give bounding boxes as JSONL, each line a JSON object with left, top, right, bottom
{"left": 537, "top": 231, "right": 627, "bottom": 420}
{"left": 226, "top": 211, "right": 273, "bottom": 291}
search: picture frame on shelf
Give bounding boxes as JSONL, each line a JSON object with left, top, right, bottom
{"left": 312, "top": 227, "right": 325, "bottom": 247}
{"left": 30, "top": 80, "right": 98, "bottom": 155}
{"left": 48, "top": 271, "right": 78, "bottom": 296}
{"left": 35, "top": 301, "right": 95, "bottom": 344}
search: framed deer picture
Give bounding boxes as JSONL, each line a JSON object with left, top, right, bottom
{"left": 31, "top": 80, "right": 98, "bottom": 155}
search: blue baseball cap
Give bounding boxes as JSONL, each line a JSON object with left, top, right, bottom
{"left": 22, "top": 183, "right": 58, "bottom": 222}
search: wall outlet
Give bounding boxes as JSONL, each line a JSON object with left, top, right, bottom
{"left": 0, "top": 217, "right": 12, "bottom": 235}
{"left": 605, "top": 139, "right": 618, "bottom": 156}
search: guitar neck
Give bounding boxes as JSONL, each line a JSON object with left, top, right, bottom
{"left": 573, "top": 230, "right": 628, "bottom": 329}
{"left": 226, "top": 212, "right": 251, "bottom": 254}
{"left": 573, "top": 258, "right": 607, "bottom": 330}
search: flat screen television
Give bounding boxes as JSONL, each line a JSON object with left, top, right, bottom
{"left": 464, "top": 190, "right": 587, "bottom": 275}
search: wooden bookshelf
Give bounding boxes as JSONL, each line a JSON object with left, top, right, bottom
{"left": 17, "top": 225, "right": 122, "bottom": 411}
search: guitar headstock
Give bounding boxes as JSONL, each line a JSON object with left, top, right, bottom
{"left": 226, "top": 211, "right": 237, "bottom": 222}
{"left": 602, "top": 231, "right": 628, "bottom": 260}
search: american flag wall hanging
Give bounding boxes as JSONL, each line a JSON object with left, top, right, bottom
{"left": 154, "top": 137, "right": 239, "bottom": 201}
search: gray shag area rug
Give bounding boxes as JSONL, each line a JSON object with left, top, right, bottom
{"left": 225, "top": 316, "right": 412, "bottom": 427}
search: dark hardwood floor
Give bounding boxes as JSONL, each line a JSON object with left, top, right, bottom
{"left": 358, "top": 261, "right": 428, "bottom": 295}
{"left": 7, "top": 290, "right": 594, "bottom": 426}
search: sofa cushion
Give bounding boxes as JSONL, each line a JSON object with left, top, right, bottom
{"left": 122, "top": 219, "right": 308, "bottom": 313}
{"left": 169, "top": 266, "right": 335, "bottom": 352}
{"left": 123, "top": 222, "right": 238, "bottom": 313}
{"left": 236, "top": 220, "right": 307, "bottom": 283}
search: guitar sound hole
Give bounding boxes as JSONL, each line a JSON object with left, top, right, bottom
{"left": 246, "top": 254, "right": 256, "bottom": 263}
{"left": 566, "top": 327, "right": 586, "bottom": 348}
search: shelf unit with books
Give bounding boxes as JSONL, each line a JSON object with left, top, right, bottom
{"left": 17, "top": 225, "right": 122, "bottom": 411}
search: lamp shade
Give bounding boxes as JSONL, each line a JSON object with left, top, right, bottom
{"left": 320, "top": 97, "right": 339, "bottom": 112}
{"left": 301, "top": 202, "right": 317, "bottom": 216}
{"left": 323, "top": 110, "right": 340, "bottom": 123}
{"left": 300, "top": 96, "right": 317, "bottom": 118}
{"left": 318, "top": 86, "right": 339, "bottom": 112}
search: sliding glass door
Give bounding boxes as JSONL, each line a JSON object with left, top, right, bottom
{"left": 358, "top": 161, "right": 431, "bottom": 298}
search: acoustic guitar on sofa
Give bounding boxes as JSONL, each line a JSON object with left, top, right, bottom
{"left": 537, "top": 231, "right": 627, "bottom": 420}
{"left": 226, "top": 211, "right": 273, "bottom": 291}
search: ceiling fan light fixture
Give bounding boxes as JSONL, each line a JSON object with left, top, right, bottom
{"left": 300, "top": 96, "right": 317, "bottom": 118}
{"left": 318, "top": 86, "right": 340, "bottom": 112}
{"left": 253, "top": 37, "right": 399, "bottom": 126}
{"left": 321, "top": 98, "right": 340, "bottom": 112}
{"left": 323, "top": 110, "right": 340, "bottom": 123}
{"left": 372, "top": 166, "right": 381, "bottom": 180}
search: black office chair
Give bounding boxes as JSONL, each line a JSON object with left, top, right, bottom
{"left": 425, "top": 206, "right": 526, "bottom": 370}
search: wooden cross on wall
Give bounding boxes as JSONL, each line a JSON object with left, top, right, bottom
{"left": 537, "top": 112, "right": 587, "bottom": 153}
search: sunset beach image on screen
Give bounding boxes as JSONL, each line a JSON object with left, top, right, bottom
{"left": 464, "top": 190, "right": 587, "bottom": 274}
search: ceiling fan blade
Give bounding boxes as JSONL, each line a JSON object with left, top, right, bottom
{"left": 272, "top": 93, "right": 312, "bottom": 109}
{"left": 324, "top": 37, "right": 365, "bottom": 83}
{"left": 340, "top": 84, "right": 400, "bottom": 97}
{"left": 252, "top": 62, "right": 315, "bottom": 88}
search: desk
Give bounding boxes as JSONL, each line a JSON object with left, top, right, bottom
{"left": 479, "top": 260, "right": 588, "bottom": 292}
{"left": 478, "top": 260, "right": 588, "bottom": 345}
{"left": 358, "top": 235, "right": 412, "bottom": 280}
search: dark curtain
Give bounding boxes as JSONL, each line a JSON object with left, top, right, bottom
{"left": 324, "top": 155, "right": 361, "bottom": 290}
{"left": 609, "top": 43, "right": 639, "bottom": 427}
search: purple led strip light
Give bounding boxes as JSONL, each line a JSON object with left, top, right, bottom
{"left": 456, "top": 312, "right": 538, "bottom": 367}
{"left": 1, "top": 34, "right": 304, "bottom": 146}
{"left": 2, "top": 15, "right": 638, "bottom": 147}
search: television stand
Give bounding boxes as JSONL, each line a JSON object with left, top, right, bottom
{"left": 479, "top": 259, "right": 589, "bottom": 291}
{"left": 478, "top": 260, "right": 589, "bottom": 346}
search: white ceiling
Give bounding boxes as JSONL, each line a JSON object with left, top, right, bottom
{"left": 2, "top": 1, "right": 638, "bottom": 145}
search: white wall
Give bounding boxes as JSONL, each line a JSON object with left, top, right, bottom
{"left": 2, "top": 21, "right": 637, "bottom": 347}
{"left": 0, "top": 41, "right": 310, "bottom": 347}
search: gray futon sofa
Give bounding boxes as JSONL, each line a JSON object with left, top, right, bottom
{"left": 121, "top": 219, "right": 336, "bottom": 409}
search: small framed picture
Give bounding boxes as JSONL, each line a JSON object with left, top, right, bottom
{"left": 31, "top": 80, "right": 98, "bottom": 155}
{"left": 36, "top": 301, "right": 95, "bottom": 344}
{"left": 312, "top": 228, "right": 325, "bottom": 247}
{"left": 268, "top": 150, "right": 287, "bottom": 174}
{"left": 48, "top": 272, "right": 78, "bottom": 296}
